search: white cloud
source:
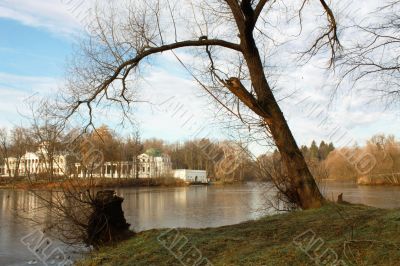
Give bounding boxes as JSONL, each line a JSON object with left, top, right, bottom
{"left": 0, "top": 0, "right": 90, "bottom": 37}
{"left": 1, "top": 0, "right": 399, "bottom": 151}
{"left": 134, "top": 65, "right": 223, "bottom": 142}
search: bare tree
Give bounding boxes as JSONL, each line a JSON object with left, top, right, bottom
{"left": 0, "top": 128, "right": 12, "bottom": 177}
{"left": 124, "top": 131, "right": 143, "bottom": 179}
{"left": 9, "top": 127, "right": 31, "bottom": 178}
{"left": 339, "top": 1, "right": 400, "bottom": 106}
{"left": 60, "top": 0, "right": 341, "bottom": 209}
{"left": 26, "top": 100, "right": 66, "bottom": 180}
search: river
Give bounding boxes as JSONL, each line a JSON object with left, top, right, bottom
{"left": 0, "top": 181, "right": 399, "bottom": 265}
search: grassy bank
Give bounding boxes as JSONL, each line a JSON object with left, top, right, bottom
{"left": 77, "top": 204, "right": 400, "bottom": 266}
{"left": 0, "top": 177, "right": 187, "bottom": 190}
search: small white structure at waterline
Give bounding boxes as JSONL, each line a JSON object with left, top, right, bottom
{"left": 173, "top": 169, "right": 208, "bottom": 183}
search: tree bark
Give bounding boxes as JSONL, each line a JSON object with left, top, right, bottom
{"left": 241, "top": 31, "right": 324, "bottom": 209}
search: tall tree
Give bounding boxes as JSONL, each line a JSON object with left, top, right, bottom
{"left": 0, "top": 128, "right": 11, "bottom": 177}
{"left": 84, "top": 125, "right": 119, "bottom": 177}
{"left": 61, "top": 1, "right": 340, "bottom": 208}
{"left": 309, "top": 140, "right": 319, "bottom": 160}
{"left": 9, "top": 127, "right": 31, "bottom": 178}
{"left": 318, "top": 141, "right": 328, "bottom": 160}
{"left": 124, "top": 131, "right": 143, "bottom": 178}
{"left": 328, "top": 142, "right": 335, "bottom": 153}
{"left": 31, "top": 122, "right": 64, "bottom": 179}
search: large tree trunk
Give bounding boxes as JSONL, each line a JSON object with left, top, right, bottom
{"left": 266, "top": 106, "right": 325, "bottom": 209}
{"left": 242, "top": 34, "right": 324, "bottom": 209}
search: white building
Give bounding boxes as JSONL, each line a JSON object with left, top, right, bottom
{"left": 75, "top": 151, "right": 172, "bottom": 178}
{"left": 173, "top": 169, "right": 208, "bottom": 183}
{"left": 2, "top": 150, "right": 67, "bottom": 177}
{"left": 137, "top": 153, "right": 172, "bottom": 178}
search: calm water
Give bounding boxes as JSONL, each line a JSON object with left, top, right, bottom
{"left": 0, "top": 181, "right": 399, "bottom": 265}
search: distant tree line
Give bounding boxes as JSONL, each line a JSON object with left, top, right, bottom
{"left": 1, "top": 124, "right": 396, "bottom": 183}
{"left": 0, "top": 125, "right": 258, "bottom": 181}
{"left": 324, "top": 134, "right": 400, "bottom": 182}
{"left": 141, "top": 138, "right": 258, "bottom": 182}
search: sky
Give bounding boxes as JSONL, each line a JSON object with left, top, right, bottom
{"left": 0, "top": 0, "right": 398, "bottom": 155}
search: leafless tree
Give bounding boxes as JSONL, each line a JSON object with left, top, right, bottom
{"left": 60, "top": 0, "right": 341, "bottom": 209}
{"left": 125, "top": 131, "right": 143, "bottom": 179}
{"left": 0, "top": 128, "right": 12, "bottom": 177}
{"left": 6, "top": 127, "right": 32, "bottom": 178}
{"left": 338, "top": 1, "right": 400, "bottom": 107}
{"left": 23, "top": 99, "right": 66, "bottom": 180}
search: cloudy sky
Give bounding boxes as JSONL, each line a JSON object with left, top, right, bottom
{"left": 0, "top": 0, "right": 398, "bottom": 155}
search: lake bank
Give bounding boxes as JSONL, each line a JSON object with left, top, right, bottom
{"left": 0, "top": 177, "right": 188, "bottom": 190}
{"left": 77, "top": 203, "right": 400, "bottom": 266}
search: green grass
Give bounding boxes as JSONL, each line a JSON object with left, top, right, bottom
{"left": 77, "top": 204, "right": 400, "bottom": 266}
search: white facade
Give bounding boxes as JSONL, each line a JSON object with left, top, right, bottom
{"left": 2, "top": 151, "right": 67, "bottom": 177}
{"left": 173, "top": 169, "right": 208, "bottom": 183}
{"left": 75, "top": 152, "right": 172, "bottom": 178}
{"left": 137, "top": 153, "right": 172, "bottom": 178}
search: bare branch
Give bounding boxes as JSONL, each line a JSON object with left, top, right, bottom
{"left": 224, "top": 77, "right": 272, "bottom": 120}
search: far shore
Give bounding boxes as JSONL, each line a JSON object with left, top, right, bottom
{"left": 357, "top": 175, "right": 400, "bottom": 186}
{"left": 0, "top": 177, "right": 191, "bottom": 190}
{"left": 320, "top": 177, "right": 400, "bottom": 186}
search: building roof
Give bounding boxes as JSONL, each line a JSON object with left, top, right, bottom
{"left": 144, "top": 148, "right": 162, "bottom": 157}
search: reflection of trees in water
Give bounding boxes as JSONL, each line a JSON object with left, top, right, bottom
{"left": 5, "top": 189, "right": 92, "bottom": 246}
{"left": 0, "top": 190, "right": 44, "bottom": 225}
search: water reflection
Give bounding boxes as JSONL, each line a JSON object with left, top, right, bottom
{"left": 0, "top": 190, "right": 44, "bottom": 266}
{"left": 320, "top": 180, "right": 400, "bottom": 209}
{"left": 116, "top": 184, "right": 266, "bottom": 232}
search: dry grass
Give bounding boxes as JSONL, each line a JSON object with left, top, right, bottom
{"left": 77, "top": 203, "right": 400, "bottom": 265}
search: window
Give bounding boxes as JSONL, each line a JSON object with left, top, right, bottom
{"left": 148, "top": 167, "right": 150, "bottom": 172}
{"left": 142, "top": 167, "right": 145, "bottom": 172}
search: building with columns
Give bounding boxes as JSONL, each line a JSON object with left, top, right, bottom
{"left": 2, "top": 149, "right": 67, "bottom": 177}
{"left": 75, "top": 151, "right": 172, "bottom": 178}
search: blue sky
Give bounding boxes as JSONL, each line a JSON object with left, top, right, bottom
{"left": 0, "top": 8, "right": 220, "bottom": 143}
{"left": 0, "top": 0, "right": 398, "bottom": 155}
{"left": 0, "top": 19, "right": 70, "bottom": 77}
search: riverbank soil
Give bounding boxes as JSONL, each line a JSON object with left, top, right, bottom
{"left": 77, "top": 204, "right": 400, "bottom": 265}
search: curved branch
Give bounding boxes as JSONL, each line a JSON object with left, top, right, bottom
{"left": 225, "top": 0, "right": 245, "bottom": 30}
{"left": 66, "top": 39, "right": 242, "bottom": 119}
{"left": 301, "top": 0, "right": 342, "bottom": 66}
{"left": 254, "top": 0, "right": 269, "bottom": 23}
